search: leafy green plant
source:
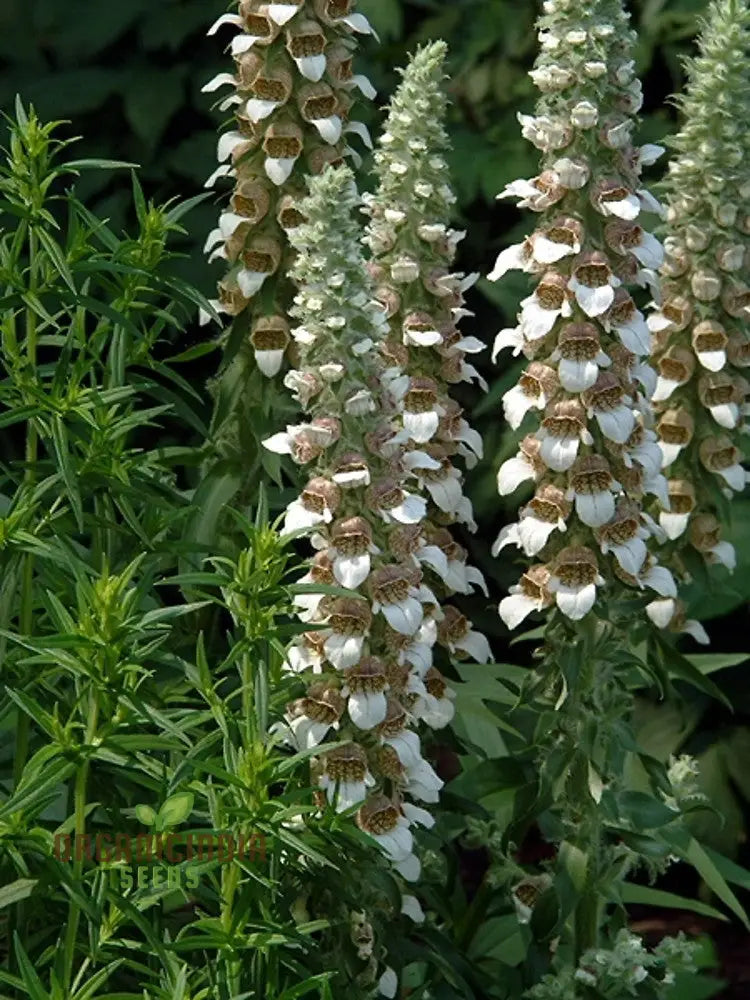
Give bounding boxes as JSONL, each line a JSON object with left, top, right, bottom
{"left": 0, "top": 101, "right": 421, "bottom": 1000}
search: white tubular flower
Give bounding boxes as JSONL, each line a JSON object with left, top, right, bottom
{"left": 342, "top": 657, "right": 389, "bottom": 730}
{"left": 566, "top": 455, "right": 619, "bottom": 528}
{"left": 378, "top": 967, "right": 398, "bottom": 999}
{"left": 412, "top": 668, "right": 456, "bottom": 728}
{"left": 689, "top": 513, "right": 738, "bottom": 571}
{"left": 547, "top": 547, "right": 605, "bottom": 622}
{"left": 282, "top": 636, "right": 324, "bottom": 676}
{"left": 251, "top": 315, "right": 290, "bottom": 376}
{"left": 503, "top": 362, "right": 559, "bottom": 430}
{"left": 401, "top": 894, "right": 426, "bottom": 923}
{"left": 319, "top": 744, "right": 375, "bottom": 812}
{"left": 499, "top": 565, "right": 554, "bottom": 630}
{"left": 583, "top": 373, "right": 636, "bottom": 444}
{"left": 357, "top": 795, "right": 415, "bottom": 867}
{"left": 497, "top": 436, "right": 545, "bottom": 495}
{"left": 550, "top": 322, "right": 610, "bottom": 393}
{"left": 520, "top": 271, "right": 573, "bottom": 339}
{"left": 646, "top": 598, "right": 709, "bottom": 645}
{"left": 596, "top": 502, "right": 652, "bottom": 576}
{"left": 283, "top": 477, "right": 341, "bottom": 535}
{"left": 284, "top": 684, "right": 346, "bottom": 750}
{"left": 438, "top": 606, "right": 492, "bottom": 663}
{"left": 201, "top": 0, "right": 374, "bottom": 376}
{"left": 568, "top": 253, "right": 621, "bottom": 317}
{"left": 489, "top": 0, "right": 675, "bottom": 630}
{"left": 536, "top": 400, "right": 593, "bottom": 472}
{"left": 659, "top": 479, "right": 696, "bottom": 540}
{"left": 324, "top": 516, "right": 379, "bottom": 588}
{"left": 494, "top": 484, "right": 571, "bottom": 558}
{"left": 649, "top": 0, "right": 750, "bottom": 574}
{"left": 369, "top": 565, "right": 424, "bottom": 636}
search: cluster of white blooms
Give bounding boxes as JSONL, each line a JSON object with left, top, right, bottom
{"left": 200, "top": 0, "right": 376, "bottom": 375}
{"left": 362, "top": 41, "right": 487, "bottom": 612}
{"left": 660, "top": 754, "right": 706, "bottom": 811}
{"left": 266, "top": 166, "right": 491, "bottom": 934}
{"left": 525, "top": 930, "right": 697, "bottom": 1000}
{"left": 490, "top": 0, "right": 679, "bottom": 632}
{"left": 648, "top": 0, "right": 750, "bottom": 602}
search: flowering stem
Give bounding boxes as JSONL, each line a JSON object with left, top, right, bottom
{"left": 649, "top": 0, "right": 750, "bottom": 597}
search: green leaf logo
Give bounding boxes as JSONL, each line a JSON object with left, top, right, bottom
{"left": 134, "top": 804, "right": 157, "bottom": 827}
{"left": 156, "top": 792, "right": 194, "bottom": 829}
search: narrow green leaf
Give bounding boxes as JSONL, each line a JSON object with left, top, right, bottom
{"left": 0, "top": 878, "right": 37, "bottom": 910}
{"left": 65, "top": 158, "right": 140, "bottom": 171}
{"left": 166, "top": 341, "right": 220, "bottom": 364}
{"left": 35, "top": 227, "right": 76, "bottom": 293}
{"left": 5, "top": 689, "right": 57, "bottom": 739}
{"left": 50, "top": 415, "right": 84, "bottom": 530}
{"left": 654, "top": 632, "right": 732, "bottom": 709}
{"left": 686, "top": 652, "right": 749, "bottom": 675}
{"left": 619, "top": 883, "right": 728, "bottom": 922}
{"left": 663, "top": 831, "right": 750, "bottom": 929}
{"left": 164, "top": 191, "right": 213, "bottom": 224}
{"left": 12, "top": 935, "right": 50, "bottom": 1000}
{"left": 0, "top": 405, "right": 44, "bottom": 429}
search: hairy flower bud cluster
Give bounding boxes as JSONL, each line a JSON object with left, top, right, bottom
{"left": 200, "top": 0, "right": 376, "bottom": 375}
{"left": 648, "top": 0, "right": 750, "bottom": 574}
{"left": 266, "top": 166, "right": 491, "bottom": 896}
{"left": 362, "top": 42, "right": 487, "bottom": 591}
{"left": 491, "top": 0, "right": 678, "bottom": 630}
{"left": 525, "top": 928, "right": 697, "bottom": 1000}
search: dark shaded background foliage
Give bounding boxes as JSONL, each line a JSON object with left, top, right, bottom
{"left": 3, "top": 0, "right": 750, "bottom": 984}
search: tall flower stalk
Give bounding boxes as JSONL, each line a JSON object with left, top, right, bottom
{"left": 266, "top": 164, "right": 490, "bottom": 993}
{"left": 648, "top": 0, "right": 750, "bottom": 621}
{"left": 488, "top": 0, "right": 685, "bottom": 965}
{"left": 363, "top": 41, "right": 488, "bottom": 600}
{"left": 201, "top": 0, "right": 376, "bottom": 377}
{"left": 268, "top": 161, "right": 423, "bottom": 989}
{"left": 492, "top": 0, "right": 673, "bottom": 629}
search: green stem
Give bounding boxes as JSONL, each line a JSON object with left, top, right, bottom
{"left": 242, "top": 649, "right": 254, "bottom": 748}
{"left": 63, "top": 691, "right": 99, "bottom": 993}
{"left": 569, "top": 620, "right": 603, "bottom": 961}
{"left": 221, "top": 862, "right": 242, "bottom": 992}
{"left": 456, "top": 876, "right": 493, "bottom": 951}
{"left": 574, "top": 811, "right": 602, "bottom": 961}
{"left": 574, "top": 885, "right": 600, "bottom": 961}
{"left": 14, "top": 230, "right": 39, "bottom": 790}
